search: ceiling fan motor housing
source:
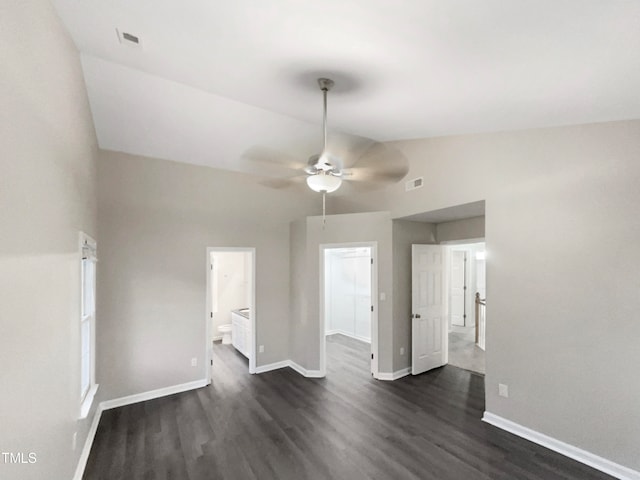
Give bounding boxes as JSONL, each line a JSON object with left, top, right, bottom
{"left": 318, "top": 78, "right": 334, "bottom": 91}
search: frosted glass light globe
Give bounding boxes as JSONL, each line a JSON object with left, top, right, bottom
{"left": 306, "top": 173, "right": 342, "bottom": 193}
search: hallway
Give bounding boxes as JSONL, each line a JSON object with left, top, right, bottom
{"left": 448, "top": 325, "right": 485, "bottom": 374}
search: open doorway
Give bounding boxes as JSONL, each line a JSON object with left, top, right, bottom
{"left": 320, "top": 242, "right": 378, "bottom": 378}
{"left": 206, "top": 247, "right": 256, "bottom": 381}
{"left": 445, "top": 241, "right": 486, "bottom": 374}
{"left": 399, "top": 200, "right": 486, "bottom": 378}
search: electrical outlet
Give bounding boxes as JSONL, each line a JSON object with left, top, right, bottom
{"left": 259, "top": 345, "right": 264, "bottom": 353}
{"left": 498, "top": 383, "right": 509, "bottom": 398}
{"left": 191, "top": 357, "right": 197, "bottom": 367}
{"left": 400, "top": 347, "right": 405, "bottom": 355}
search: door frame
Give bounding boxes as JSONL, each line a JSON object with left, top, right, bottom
{"left": 206, "top": 246, "right": 257, "bottom": 383}
{"left": 319, "top": 241, "right": 379, "bottom": 379}
{"left": 441, "top": 239, "right": 485, "bottom": 331}
{"left": 449, "top": 249, "right": 468, "bottom": 328}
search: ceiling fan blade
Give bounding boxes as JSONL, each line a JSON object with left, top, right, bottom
{"left": 344, "top": 143, "right": 409, "bottom": 185}
{"left": 242, "top": 146, "right": 308, "bottom": 172}
{"left": 325, "top": 132, "right": 376, "bottom": 169}
{"left": 257, "top": 174, "right": 306, "bottom": 190}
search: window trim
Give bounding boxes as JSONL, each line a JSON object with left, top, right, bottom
{"left": 79, "top": 232, "right": 98, "bottom": 419}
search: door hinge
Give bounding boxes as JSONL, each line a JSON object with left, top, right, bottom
{"left": 371, "top": 258, "right": 373, "bottom": 264}
{"left": 210, "top": 312, "right": 213, "bottom": 318}
{"left": 371, "top": 305, "right": 374, "bottom": 312}
{"left": 210, "top": 360, "right": 213, "bottom": 366}
{"left": 371, "top": 353, "right": 374, "bottom": 359}
{"left": 210, "top": 264, "right": 213, "bottom": 270}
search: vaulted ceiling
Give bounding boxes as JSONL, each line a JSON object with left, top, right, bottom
{"left": 52, "top": 0, "right": 640, "bottom": 176}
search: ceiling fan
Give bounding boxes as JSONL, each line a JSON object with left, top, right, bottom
{"left": 244, "top": 77, "right": 409, "bottom": 222}
{"left": 304, "top": 78, "right": 345, "bottom": 194}
{"left": 301, "top": 77, "right": 409, "bottom": 196}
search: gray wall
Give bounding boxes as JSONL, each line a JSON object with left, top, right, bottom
{"left": 288, "top": 218, "right": 308, "bottom": 366}
{"left": 0, "top": 1, "right": 98, "bottom": 478}
{"left": 333, "top": 120, "right": 640, "bottom": 470}
{"left": 97, "top": 150, "right": 318, "bottom": 399}
{"left": 391, "top": 220, "right": 436, "bottom": 371}
{"left": 436, "top": 216, "right": 485, "bottom": 243}
{"left": 289, "top": 212, "right": 394, "bottom": 373}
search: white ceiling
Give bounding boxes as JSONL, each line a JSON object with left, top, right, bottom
{"left": 52, "top": 0, "right": 640, "bottom": 175}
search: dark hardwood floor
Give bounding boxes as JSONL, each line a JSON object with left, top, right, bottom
{"left": 84, "top": 335, "right": 614, "bottom": 479}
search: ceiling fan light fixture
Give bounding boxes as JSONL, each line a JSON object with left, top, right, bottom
{"left": 317, "top": 151, "right": 332, "bottom": 169}
{"left": 306, "top": 172, "right": 342, "bottom": 193}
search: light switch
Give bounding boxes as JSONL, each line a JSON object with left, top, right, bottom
{"left": 498, "top": 383, "right": 509, "bottom": 398}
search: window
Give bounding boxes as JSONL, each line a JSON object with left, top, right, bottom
{"left": 80, "top": 233, "right": 98, "bottom": 418}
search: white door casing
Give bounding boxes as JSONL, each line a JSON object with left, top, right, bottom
{"left": 475, "top": 251, "right": 487, "bottom": 350}
{"left": 450, "top": 250, "right": 466, "bottom": 327}
{"left": 412, "top": 244, "right": 448, "bottom": 375}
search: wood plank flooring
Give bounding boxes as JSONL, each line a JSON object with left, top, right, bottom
{"left": 84, "top": 335, "right": 614, "bottom": 479}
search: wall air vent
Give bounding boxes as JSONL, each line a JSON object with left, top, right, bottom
{"left": 405, "top": 177, "right": 424, "bottom": 192}
{"left": 116, "top": 29, "right": 143, "bottom": 49}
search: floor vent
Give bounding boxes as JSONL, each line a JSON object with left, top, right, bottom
{"left": 405, "top": 177, "right": 424, "bottom": 191}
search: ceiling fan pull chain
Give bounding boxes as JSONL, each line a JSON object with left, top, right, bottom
{"left": 322, "top": 191, "right": 326, "bottom": 229}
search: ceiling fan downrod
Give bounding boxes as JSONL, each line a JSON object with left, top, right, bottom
{"left": 309, "top": 78, "right": 340, "bottom": 230}
{"left": 318, "top": 78, "right": 334, "bottom": 157}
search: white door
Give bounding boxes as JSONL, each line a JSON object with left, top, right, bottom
{"left": 412, "top": 244, "right": 447, "bottom": 375}
{"left": 450, "top": 250, "right": 466, "bottom": 327}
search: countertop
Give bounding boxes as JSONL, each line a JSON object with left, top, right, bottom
{"left": 232, "top": 308, "right": 250, "bottom": 319}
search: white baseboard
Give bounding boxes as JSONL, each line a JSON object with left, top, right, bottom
{"left": 255, "top": 360, "right": 290, "bottom": 374}
{"left": 72, "top": 404, "right": 104, "bottom": 480}
{"left": 325, "top": 329, "right": 371, "bottom": 344}
{"left": 288, "top": 361, "right": 324, "bottom": 378}
{"left": 377, "top": 367, "right": 411, "bottom": 381}
{"left": 254, "top": 359, "right": 324, "bottom": 378}
{"left": 100, "top": 379, "right": 209, "bottom": 411}
{"left": 482, "top": 412, "right": 640, "bottom": 480}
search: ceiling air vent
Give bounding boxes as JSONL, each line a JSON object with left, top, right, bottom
{"left": 405, "top": 177, "right": 424, "bottom": 192}
{"left": 116, "top": 29, "right": 143, "bottom": 49}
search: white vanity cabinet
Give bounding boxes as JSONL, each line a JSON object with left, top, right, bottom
{"left": 231, "top": 310, "right": 250, "bottom": 358}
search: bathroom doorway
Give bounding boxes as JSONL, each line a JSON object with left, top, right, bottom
{"left": 320, "top": 242, "right": 378, "bottom": 378}
{"left": 206, "top": 247, "right": 256, "bottom": 381}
